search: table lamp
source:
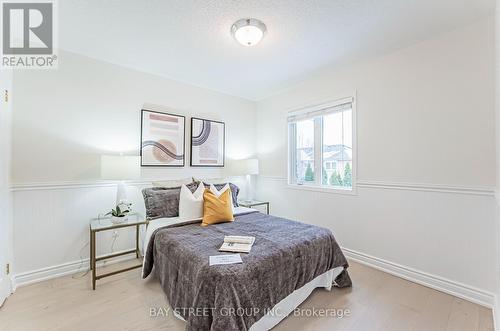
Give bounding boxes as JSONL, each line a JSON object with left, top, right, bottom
{"left": 239, "top": 158, "right": 259, "bottom": 202}
{"left": 101, "top": 155, "right": 141, "bottom": 206}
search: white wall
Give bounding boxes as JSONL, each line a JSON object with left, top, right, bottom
{"left": 256, "top": 18, "right": 496, "bottom": 305}
{"left": 12, "top": 51, "right": 256, "bottom": 184}
{"left": 494, "top": 0, "right": 500, "bottom": 326}
{"left": 11, "top": 51, "right": 256, "bottom": 283}
{"left": 0, "top": 70, "right": 14, "bottom": 301}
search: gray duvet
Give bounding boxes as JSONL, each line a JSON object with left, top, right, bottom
{"left": 143, "top": 211, "right": 351, "bottom": 331}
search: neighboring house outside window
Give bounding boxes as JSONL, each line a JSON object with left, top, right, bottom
{"left": 288, "top": 96, "right": 356, "bottom": 192}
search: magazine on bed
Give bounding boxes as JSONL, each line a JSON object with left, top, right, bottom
{"left": 219, "top": 236, "right": 255, "bottom": 253}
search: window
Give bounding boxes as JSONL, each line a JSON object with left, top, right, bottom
{"left": 288, "top": 97, "right": 355, "bottom": 191}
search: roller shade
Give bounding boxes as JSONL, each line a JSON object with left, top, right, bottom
{"left": 287, "top": 97, "right": 353, "bottom": 122}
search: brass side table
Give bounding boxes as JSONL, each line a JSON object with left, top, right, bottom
{"left": 89, "top": 214, "right": 147, "bottom": 290}
{"left": 238, "top": 200, "right": 270, "bottom": 215}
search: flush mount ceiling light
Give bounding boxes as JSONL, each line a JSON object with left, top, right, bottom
{"left": 231, "top": 18, "right": 267, "bottom": 47}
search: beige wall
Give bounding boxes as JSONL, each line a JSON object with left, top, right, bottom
{"left": 256, "top": 18, "right": 496, "bottom": 300}
{"left": 12, "top": 50, "right": 257, "bottom": 184}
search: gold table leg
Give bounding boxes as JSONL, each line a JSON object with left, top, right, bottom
{"left": 136, "top": 224, "right": 139, "bottom": 258}
{"left": 89, "top": 228, "right": 92, "bottom": 271}
{"left": 90, "top": 221, "right": 146, "bottom": 290}
{"left": 91, "top": 230, "right": 96, "bottom": 290}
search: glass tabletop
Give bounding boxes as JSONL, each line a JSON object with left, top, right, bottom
{"left": 90, "top": 212, "right": 146, "bottom": 231}
{"left": 238, "top": 200, "right": 268, "bottom": 205}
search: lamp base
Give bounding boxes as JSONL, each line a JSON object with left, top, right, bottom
{"left": 246, "top": 174, "right": 255, "bottom": 201}
{"left": 116, "top": 181, "right": 128, "bottom": 206}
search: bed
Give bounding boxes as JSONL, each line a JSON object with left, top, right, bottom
{"left": 142, "top": 206, "right": 351, "bottom": 331}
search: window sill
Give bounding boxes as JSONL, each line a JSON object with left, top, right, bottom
{"left": 286, "top": 183, "right": 357, "bottom": 196}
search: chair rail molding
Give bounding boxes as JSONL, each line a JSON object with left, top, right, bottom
{"left": 258, "top": 176, "right": 494, "bottom": 197}
{"left": 11, "top": 176, "right": 246, "bottom": 192}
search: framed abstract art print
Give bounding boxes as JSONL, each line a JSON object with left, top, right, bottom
{"left": 140, "top": 109, "right": 185, "bottom": 167}
{"left": 190, "top": 117, "right": 225, "bottom": 167}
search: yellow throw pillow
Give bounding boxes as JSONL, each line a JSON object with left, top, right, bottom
{"left": 202, "top": 188, "right": 234, "bottom": 227}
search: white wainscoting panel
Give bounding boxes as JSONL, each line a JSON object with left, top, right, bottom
{"left": 257, "top": 176, "right": 496, "bottom": 307}
{"left": 12, "top": 177, "right": 247, "bottom": 286}
{"left": 12, "top": 175, "right": 496, "bottom": 310}
{"left": 343, "top": 247, "right": 494, "bottom": 307}
{"left": 14, "top": 250, "right": 137, "bottom": 287}
{"left": 13, "top": 184, "right": 147, "bottom": 281}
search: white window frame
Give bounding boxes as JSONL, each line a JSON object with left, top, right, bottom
{"left": 287, "top": 94, "right": 357, "bottom": 195}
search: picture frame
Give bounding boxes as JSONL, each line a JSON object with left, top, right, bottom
{"left": 140, "top": 109, "right": 185, "bottom": 167}
{"left": 190, "top": 117, "right": 225, "bottom": 167}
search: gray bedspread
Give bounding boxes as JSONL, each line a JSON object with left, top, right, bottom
{"left": 143, "top": 211, "right": 351, "bottom": 331}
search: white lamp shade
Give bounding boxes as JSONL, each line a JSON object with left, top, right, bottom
{"left": 239, "top": 158, "right": 259, "bottom": 175}
{"left": 101, "top": 155, "right": 140, "bottom": 180}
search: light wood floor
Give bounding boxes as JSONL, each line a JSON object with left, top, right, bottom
{"left": 0, "top": 260, "right": 493, "bottom": 331}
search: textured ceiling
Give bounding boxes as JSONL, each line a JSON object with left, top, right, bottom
{"left": 59, "top": 0, "right": 494, "bottom": 100}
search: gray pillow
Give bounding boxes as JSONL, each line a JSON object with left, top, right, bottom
{"left": 202, "top": 182, "right": 240, "bottom": 207}
{"left": 142, "top": 182, "right": 198, "bottom": 220}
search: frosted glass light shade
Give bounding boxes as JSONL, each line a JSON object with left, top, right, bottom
{"left": 101, "top": 155, "right": 140, "bottom": 180}
{"left": 231, "top": 18, "right": 267, "bottom": 47}
{"left": 234, "top": 25, "right": 263, "bottom": 46}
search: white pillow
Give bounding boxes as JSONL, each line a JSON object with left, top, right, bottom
{"left": 209, "top": 183, "right": 235, "bottom": 213}
{"left": 179, "top": 183, "right": 205, "bottom": 220}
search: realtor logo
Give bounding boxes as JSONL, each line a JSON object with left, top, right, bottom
{"left": 1, "top": 0, "right": 57, "bottom": 68}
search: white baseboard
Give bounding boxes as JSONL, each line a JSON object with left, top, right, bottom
{"left": 14, "top": 251, "right": 140, "bottom": 287}
{"left": 342, "top": 247, "right": 494, "bottom": 308}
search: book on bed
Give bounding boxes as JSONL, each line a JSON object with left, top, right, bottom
{"left": 219, "top": 236, "right": 255, "bottom": 253}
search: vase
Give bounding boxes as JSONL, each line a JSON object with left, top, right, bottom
{"left": 111, "top": 215, "right": 128, "bottom": 224}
